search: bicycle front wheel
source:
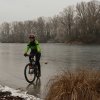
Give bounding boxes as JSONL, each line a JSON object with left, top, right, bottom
{"left": 24, "top": 63, "right": 36, "bottom": 83}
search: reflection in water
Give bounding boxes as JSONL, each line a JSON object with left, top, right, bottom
{"left": 26, "top": 78, "right": 41, "bottom": 98}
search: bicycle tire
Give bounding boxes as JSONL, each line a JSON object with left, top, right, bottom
{"left": 24, "top": 63, "right": 36, "bottom": 83}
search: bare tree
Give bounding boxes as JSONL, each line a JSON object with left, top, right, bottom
{"left": 0, "top": 0, "right": 100, "bottom": 43}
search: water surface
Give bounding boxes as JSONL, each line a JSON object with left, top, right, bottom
{"left": 0, "top": 43, "right": 100, "bottom": 98}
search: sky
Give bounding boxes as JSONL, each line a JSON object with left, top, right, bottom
{"left": 0, "top": 0, "right": 94, "bottom": 23}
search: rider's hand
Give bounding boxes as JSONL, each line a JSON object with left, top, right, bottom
{"left": 24, "top": 53, "right": 27, "bottom": 57}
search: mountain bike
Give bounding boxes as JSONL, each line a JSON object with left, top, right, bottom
{"left": 24, "top": 54, "right": 40, "bottom": 83}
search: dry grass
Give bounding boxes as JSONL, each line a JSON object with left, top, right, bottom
{"left": 45, "top": 69, "right": 100, "bottom": 100}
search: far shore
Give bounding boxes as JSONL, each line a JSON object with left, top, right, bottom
{"left": 0, "top": 41, "right": 100, "bottom": 45}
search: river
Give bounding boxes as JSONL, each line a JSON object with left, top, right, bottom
{"left": 0, "top": 43, "right": 100, "bottom": 98}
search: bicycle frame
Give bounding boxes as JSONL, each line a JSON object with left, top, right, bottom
{"left": 24, "top": 54, "right": 39, "bottom": 83}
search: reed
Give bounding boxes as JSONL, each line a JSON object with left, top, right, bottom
{"left": 45, "top": 69, "right": 100, "bottom": 100}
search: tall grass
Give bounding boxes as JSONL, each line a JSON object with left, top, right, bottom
{"left": 45, "top": 69, "right": 100, "bottom": 100}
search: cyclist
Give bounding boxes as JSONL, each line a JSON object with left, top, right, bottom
{"left": 24, "top": 34, "right": 41, "bottom": 77}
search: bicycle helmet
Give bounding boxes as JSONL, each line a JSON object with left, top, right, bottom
{"left": 29, "top": 34, "right": 35, "bottom": 39}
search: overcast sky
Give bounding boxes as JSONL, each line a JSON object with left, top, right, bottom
{"left": 0, "top": 0, "right": 95, "bottom": 23}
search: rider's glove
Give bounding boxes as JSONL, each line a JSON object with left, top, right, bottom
{"left": 24, "top": 53, "right": 27, "bottom": 57}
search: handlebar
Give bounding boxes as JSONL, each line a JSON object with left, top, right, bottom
{"left": 24, "top": 54, "right": 35, "bottom": 61}
{"left": 24, "top": 54, "right": 32, "bottom": 57}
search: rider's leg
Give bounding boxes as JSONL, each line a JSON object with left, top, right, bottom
{"left": 35, "top": 53, "right": 41, "bottom": 77}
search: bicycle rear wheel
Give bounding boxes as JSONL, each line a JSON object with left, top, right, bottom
{"left": 24, "top": 63, "right": 36, "bottom": 83}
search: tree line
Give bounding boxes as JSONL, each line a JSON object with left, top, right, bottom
{"left": 0, "top": 0, "right": 100, "bottom": 44}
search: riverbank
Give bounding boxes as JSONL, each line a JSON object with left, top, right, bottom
{"left": 0, "top": 85, "right": 41, "bottom": 100}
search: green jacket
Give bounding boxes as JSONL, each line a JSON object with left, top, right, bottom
{"left": 25, "top": 40, "right": 41, "bottom": 54}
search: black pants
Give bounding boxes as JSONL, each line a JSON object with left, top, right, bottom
{"left": 29, "top": 52, "right": 41, "bottom": 76}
